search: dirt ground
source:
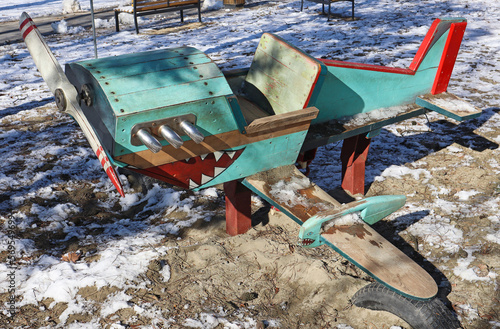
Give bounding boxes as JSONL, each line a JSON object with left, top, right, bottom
{"left": 1, "top": 3, "right": 500, "bottom": 329}
{"left": 1, "top": 101, "right": 499, "bottom": 328}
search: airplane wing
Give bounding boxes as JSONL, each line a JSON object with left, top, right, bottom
{"left": 19, "top": 12, "right": 125, "bottom": 197}
{"left": 416, "top": 92, "right": 482, "bottom": 122}
{"left": 242, "top": 165, "right": 438, "bottom": 300}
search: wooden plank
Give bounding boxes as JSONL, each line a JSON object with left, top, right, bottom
{"left": 99, "top": 63, "right": 223, "bottom": 97}
{"left": 237, "top": 96, "right": 270, "bottom": 123}
{"left": 416, "top": 92, "right": 481, "bottom": 122}
{"left": 79, "top": 47, "right": 203, "bottom": 70}
{"left": 302, "top": 104, "right": 426, "bottom": 151}
{"left": 136, "top": 0, "right": 199, "bottom": 11}
{"left": 341, "top": 134, "right": 371, "bottom": 195}
{"left": 112, "top": 77, "right": 233, "bottom": 115}
{"left": 431, "top": 22, "right": 467, "bottom": 94}
{"left": 115, "top": 121, "right": 312, "bottom": 168}
{"left": 245, "top": 107, "right": 319, "bottom": 135}
{"left": 242, "top": 165, "right": 438, "bottom": 299}
{"left": 245, "top": 33, "right": 323, "bottom": 115}
{"left": 85, "top": 53, "right": 211, "bottom": 80}
{"left": 224, "top": 180, "right": 252, "bottom": 236}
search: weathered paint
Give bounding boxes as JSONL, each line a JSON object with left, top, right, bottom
{"left": 431, "top": 22, "right": 467, "bottom": 94}
{"left": 311, "top": 18, "right": 467, "bottom": 124}
{"left": 66, "top": 47, "right": 239, "bottom": 159}
{"left": 244, "top": 33, "right": 326, "bottom": 115}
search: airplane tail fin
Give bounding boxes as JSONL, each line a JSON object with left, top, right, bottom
{"left": 409, "top": 17, "right": 467, "bottom": 95}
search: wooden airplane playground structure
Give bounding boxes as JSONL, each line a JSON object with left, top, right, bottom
{"left": 20, "top": 12, "right": 481, "bottom": 327}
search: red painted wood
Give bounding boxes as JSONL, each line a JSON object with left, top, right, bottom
{"left": 409, "top": 18, "right": 442, "bottom": 72}
{"left": 341, "top": 134, "right": 371, "bottom": 195}
{"left": 320, "top": 59, "right": 414, "bottom": 75}
{"left": 131, "top": 149, "right": 244, "bottom": 189}
{"left": 224, "top": 180, "right": 252, "bottom": 236}
{"left": 431, "top": 22, "right": 467, "bottom": 94}
{"left": 296, "top": 148, "right": 318, "bottom": 176}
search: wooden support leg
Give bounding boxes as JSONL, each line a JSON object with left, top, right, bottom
{"left": 224, "top": 180, "right": 252, "bottom": 236}
{"left": 341, "top": 134, "right": 371, "bottom": 195}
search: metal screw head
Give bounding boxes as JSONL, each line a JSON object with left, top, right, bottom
{"left": 54, "top": 88, "right": 66, "bottom": 111}
{"left": 80, "top": 84, "right": 93, "bottom": 107}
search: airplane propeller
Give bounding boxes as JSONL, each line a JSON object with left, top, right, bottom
{"left": 19, "top": 12, "right": 125, "bottom": 197}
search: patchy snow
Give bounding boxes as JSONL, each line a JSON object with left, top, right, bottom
{"left": 453, "top": 248, "right": 497, "bottom": 282}
{"left": 269, "top": 176, "right": 313, "bottom": 207}
{"left": 51, "top": 19, "right": 86, "bottom": 34}
{"left": 1, "top": 0, "right": 500, "bottom": 327}
{"left": 454, "top": 190, "right": 479, "bottom": 201}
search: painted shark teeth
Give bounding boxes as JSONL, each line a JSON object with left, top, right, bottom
{"left": 214, "top": 167, "right": 225, "bottom": 176}
{"left": 214, "top": 151, "right": 224, "bottom": 162}
{"left": 299, "top": 238, "right": 315, "bottom": 246}
{"left": 201, "top": 174, "right": 212, "bottom": 185}
{"left": 189, "top": 179, "right": 199, "bottom": 189}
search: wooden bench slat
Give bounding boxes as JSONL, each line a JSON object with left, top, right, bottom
{"left": 115, "top": 0, "right": 202, "bottom": 33}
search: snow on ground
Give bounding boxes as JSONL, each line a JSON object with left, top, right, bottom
{"left": 1, "top": 0, "right": 500, "bottom": 327}
{"left": 1, "top": 0, "right": 126, "bottom": 22}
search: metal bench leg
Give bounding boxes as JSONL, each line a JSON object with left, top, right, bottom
{"left": 198, "top": 3, "right": 202, "bottom": 22}
{"left": 328, "top": 1, "right": 331, "bottom": 21}
{"left": 180, "top": 9, "right": 184, "bottom": 23}
{"left": 134, "top": 13, "right": 139, "bottom": 34}
{"left": 115, "top": 11, "right": 120, "bottom": 32}
{"left": 224, "top": 180, "right": 252, "bottom": 236}
{"left": 341, "top": 134, "right": 371, "bottom": 195}
{"left": 352, "top": 0, "right": 355, "bottom": 20}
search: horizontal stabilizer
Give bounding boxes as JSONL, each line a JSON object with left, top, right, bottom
{"left": 242, "top": 165, "right": 437, "bottom": 299}
{"left": 298, "top": 195, "right": 406, "bottom": 248}
{"left": 416, "top": 92, "right": 481, "bottom": 121}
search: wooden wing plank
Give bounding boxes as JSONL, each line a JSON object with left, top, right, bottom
{"left": 416, "top": 92, "right": 482, "bottom": 121}
{"left": 243, "top": 165, "right": 438, "bottom": 300}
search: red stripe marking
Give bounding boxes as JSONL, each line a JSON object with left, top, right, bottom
{"left": 319, "top": 59, "right": 415, "bottom": 75}
{"left": 20, "top": 17, "right": 33, "bottom": 31}
{"left": 22, "top": 25, "right": 35, "bottom": 39}
{"left": 431, "top": 22, "right": 467, "bottom": 94}
{"left": 409, "top": 19, "right": 442, "bottom": 72}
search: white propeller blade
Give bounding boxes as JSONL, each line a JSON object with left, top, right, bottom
{"left": 20, "top": 12, "right": 125, "bottom": 197}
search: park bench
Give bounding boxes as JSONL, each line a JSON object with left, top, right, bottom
{"left": 115, "top": 0, "right": 202, "bottom": 34}
{"left": 300, "top": 0, "right": 354, "bottom": 21}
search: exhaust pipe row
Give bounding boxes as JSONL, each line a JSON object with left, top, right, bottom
{"left": 136, "top": 120, "right": 205, "bottom": 153}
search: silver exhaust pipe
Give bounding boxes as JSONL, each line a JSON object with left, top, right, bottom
{"left": 159, "top": 125, "right": 184, "bottom": 149}
{"left": 136, "top": 128, "right": 162, "bottom": 153}
{"left": 179, "top": 120, "right": 204, "bottom": 144}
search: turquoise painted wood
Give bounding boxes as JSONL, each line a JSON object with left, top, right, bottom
{"left": 312, "top": 29, "right": 450, "bottom": 123}
{"left": 194, "top": 130, "right": 309, "bottom": 190}
{"left": 298, "top": 195, "right": 406, "bottom": 248}
{"left": 65, "top": 47, "right": 242, "bottom": 159}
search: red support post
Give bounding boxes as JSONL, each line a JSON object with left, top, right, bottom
{"left": 341, "top": 134, "right": 371, "bottom": 195}
{"left": 224, "top": 180, "right": 252, "bottom": 236}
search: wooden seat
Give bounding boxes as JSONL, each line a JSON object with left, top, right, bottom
{"left": 115, "top": 0, "right": 202, "bottom": 34}
{"left": 243, "top": 33, "right": 325, "bottom": 115}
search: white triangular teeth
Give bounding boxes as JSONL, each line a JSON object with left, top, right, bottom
{"left": 184, "top": 158, "right": 191, "bottom": 162}
{"left": 214, "top": 167, "right": 225, "bottom": 176}
{"left": 189, "top": 179, "right": 199, "bottom": 189}
{"left": 201, "top": 174, "right": 212, "bottom": 185}
{"left": 214, "top": 151, "right": 224, "bottom": 162}
{"left": 226, "top": 151, "right": 236, "bottom": 159}
{"left": 199, "top": 153, "right": 209, "bottom": 160}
